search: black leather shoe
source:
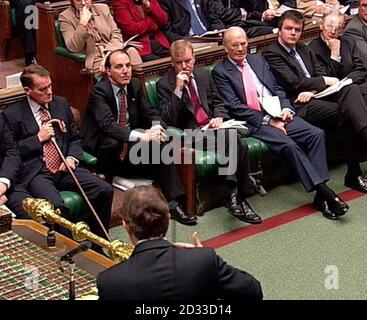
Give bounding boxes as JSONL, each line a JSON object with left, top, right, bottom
{"left": 345, "top": 175, "right": 367, "bottom": 193}
{"left": 313, "top": 198, "right": 339, "bottom": 220}
{"left": 226, "top": 193, "right": 245, "bottom": 218}
{"left": 170, "top": 205, "right": 197, "bottom": 226}
{"left": 326, "top": 197, "right": 350, "bottom": 217}
{"left": 240, "top": 200, "right": 263, "bottom": 224}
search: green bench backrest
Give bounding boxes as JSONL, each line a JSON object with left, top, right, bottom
{"left": 11, "top": 8, "right": 16, "bottom": 26}
{"left": 54, "top": 20, "right": 86, "bottom": 63}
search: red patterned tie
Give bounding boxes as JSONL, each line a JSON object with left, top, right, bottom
{"left": 39, "top": 107, "right": 62, "bottom": 173}
{"left": 238, "top": 62, "right": 261, "bottom": 111}
{"left": 118, "top": 89, "right": 128, "bottom": 161}
{"left": 187, "top": 77, "right": 210, "bottom": 127}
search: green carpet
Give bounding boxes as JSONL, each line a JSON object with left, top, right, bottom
{"left": 109, "top": 162, "right": 367, "bottom": 299}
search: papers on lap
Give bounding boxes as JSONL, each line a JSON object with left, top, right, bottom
{"left": 314, "top": 77, "right": 353, "bottom": 99}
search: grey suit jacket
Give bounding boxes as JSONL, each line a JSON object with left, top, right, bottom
{"left": 344, "top": 15, "right": 367, "bottom": 67}
{"left": 212, "top": 54, "right": 294, "bottom": 128}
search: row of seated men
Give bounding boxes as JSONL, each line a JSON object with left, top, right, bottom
{"left": 1, "top": 9, "right": 367, "bottom": 242}
{"left": 10, "top": 0, "right": 357, "bottom": 68}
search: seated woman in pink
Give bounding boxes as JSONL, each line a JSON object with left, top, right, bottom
{"left": 59, "top": 0, "right": 142, "bottom": 74}
{"left": 113, "top": 0, "right": 170, "bottom": 61}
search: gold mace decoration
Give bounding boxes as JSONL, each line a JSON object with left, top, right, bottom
{"left": 22, "top": 198, "right": 133, "bottom": 261}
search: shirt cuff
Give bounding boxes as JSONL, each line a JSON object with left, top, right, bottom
{"left": 129, "top": 129, "right": 145, "bottom": 142}
{"left": 174, "top": 89, "right": 183, "bottom": 99}
{"left": 283, "top": 108, "right": 295, "bottom": 115}
{"left": 262, "top": 114, "right": 272, "bottom": 125}
{"left": 66, "top": 156, "right": 79, "bottom": 167}
{"left": 0, "top": 178, "right": 10, "bottom": 190}
{"left": 240, "top": 8, "right": 247, "bottom": 20}
{"left": 331, "top": 55, "right": 342, "bottom": 63}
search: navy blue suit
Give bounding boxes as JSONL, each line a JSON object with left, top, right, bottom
{"left": 97, "top": 239, "right": 263, "bottom": 300}
{"left": 212, "top": 54, "right": 329, "bottom": 192}
{"left": 3, "top": 97, "right": 113, "bottom": 238}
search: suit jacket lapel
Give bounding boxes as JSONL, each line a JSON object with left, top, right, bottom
{"left": 193, "top": 69, "right": 209, "bottom": 114}
{"left": 224, "top": 58, "right": 246, "bottom": 101}
{"left": 23, "top": 100, "right": 41, "bottom": 137}
{"left": 167, "top": 69, "right": 195, "bottom": 115}
{"left": 247, "top": 55, "right": 275, "bottom": 96}
{"left": 102, "top": 77, "right": 119, "bottom": 120}
{"left": 296, "top": 44, "right": 313, "bottom": 76}
{"left": 48, "top": 100, "right": 64, "bottom": 148}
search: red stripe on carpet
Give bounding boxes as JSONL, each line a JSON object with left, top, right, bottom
{"left": 202, "top": 189, "right": 365, "bottom": 249}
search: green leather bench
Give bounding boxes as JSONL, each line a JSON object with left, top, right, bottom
{"left": 54, "top": 20, "right": 86, "bottom": 63}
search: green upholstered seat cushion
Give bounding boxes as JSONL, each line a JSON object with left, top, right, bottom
{"left": 59, "top": 152, "right": 96, "bottom": 220}
{"left": 145, "top": 78, "right": 160, "bottom": 108}
{"left": 54, "top": 20, "right": 86, "bottom": 63}
{"left": 83, "top": 151, "right": 97, "bottom": 166}
{"left": 60, "top": 191, "right": 87, "bottom": 221}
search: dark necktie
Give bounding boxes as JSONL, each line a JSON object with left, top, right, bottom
{"left": 183, "top": 0, "right": 206, "bottom": 35}
{"left": 39, "top": 107, "right": 62, "bottom": 173}
{"left": 187, "top": 78, "right": 210, "bottom": 127}
{"left": 289, "top": 48, "right": 307, "bottom": 77}
{"left": 118, "top": 89, "right": 128, "bottom": 161}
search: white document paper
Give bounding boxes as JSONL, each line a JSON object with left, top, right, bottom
{"left": 259, "top": 96, "right": 283, "bottom": 118}
{"left": 201, "top": 119, "right": 248, "bottom": 131}
{"left": 314, "top": 77, "right": 353, "bottom": 99}
{"left": 0, "top": 204, "right": 15, "bottom": 218}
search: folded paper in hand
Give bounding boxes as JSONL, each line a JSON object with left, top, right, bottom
{"left": 201, "top": 119, "right": 248, "bottom": 131}
{"left": 314, "top": 77, "right": 353, "bottom": 99}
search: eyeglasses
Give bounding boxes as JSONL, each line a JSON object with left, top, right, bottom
{"left": 324, "top": 24, "right": 342, "bottom": 31}
{"left": 229, "top": 42, "right": 248, "bottom": 49}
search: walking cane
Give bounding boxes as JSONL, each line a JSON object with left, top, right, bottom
{"left": 46, "top": 119, "right": 112, "bottom": 242}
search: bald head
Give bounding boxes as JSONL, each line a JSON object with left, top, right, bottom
{"left": 223, "top": 27, "right": 248, "bottom": 64}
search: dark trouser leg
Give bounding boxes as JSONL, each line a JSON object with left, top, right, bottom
{"left": 13, "top": 0, "right": 36, "bottom": 62}
{"left": 6, "top": 184, "right": 33, "bottom": 219}
{"left": 249, "top": 117, "right": 328, "bottom": 192}
{"left": 58, "top": 167, "right": 113, "bottom": 240}
{"left": 297, "top": 99, "right": 362, "bottom": 178}
{"left": 96, "top": 139, "right": 185, "bottom": 202}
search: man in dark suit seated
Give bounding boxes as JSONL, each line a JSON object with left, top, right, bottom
{"left": 157, "top": 39, "right": 263, "bottom": 224}
{"left": 0, "top": 115, "right": 20, "bottom": 207}
{"left": 263, "top": 10, "right": 367, "bottom": 195}
{"left": 344, "top": 0, "right": 367, "bottom": 66}
{"left": 97, "top": 185, "right": 263, "bottom": 300}
{"left": 80, "top": 49, "right": 196, "bottom": 226}
{"left": 309, "top": 10, "right": 367, "bottom": 101}
{"left": 201, "top": 0, "right": 248, "bottom": 31}
{"left": 158, "top": 0, "right": 212, "bottom": 42}
{"left": 2, "top": 64, "right": 113, "bottom": 240}
{"left": 212, "top": 27, "right": 347, "bottom": 220}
